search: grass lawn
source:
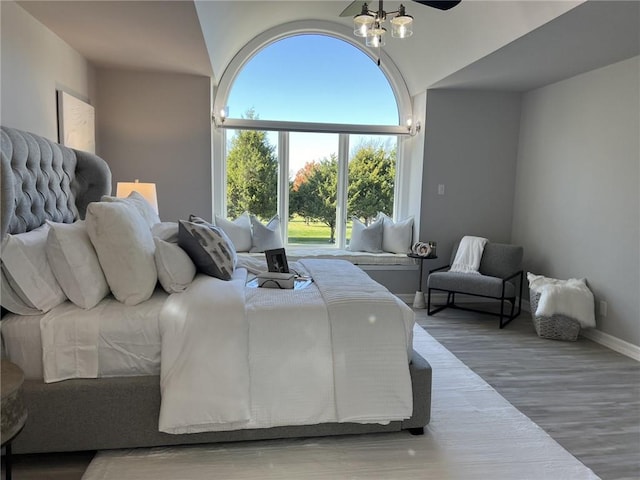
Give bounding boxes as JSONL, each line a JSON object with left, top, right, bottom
{"left": 287, "top": 216, "right": 352, "bottom": 244}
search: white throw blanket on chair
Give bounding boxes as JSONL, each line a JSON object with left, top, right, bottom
{"left": 450, "top": 236, "right": 488, "bottom": 274}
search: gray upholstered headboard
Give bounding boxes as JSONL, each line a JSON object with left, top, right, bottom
{"left": 1, "top": 126, "right": 112, "bottom": 239}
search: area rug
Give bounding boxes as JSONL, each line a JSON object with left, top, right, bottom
{"left": 81, "top": 325, "right": 599, "bottom": 480}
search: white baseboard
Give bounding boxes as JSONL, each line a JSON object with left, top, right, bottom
{"left": 522, "top": 299, "right": 639, "bottom": 361}
{"left": 579, "top": 329, "right": 640, "bottom": 361}
{"left": 410, "top": 295, "right": 640, "bottom": 361}
{"left": 397, "top": 293, "right": 415, "bottom": 304}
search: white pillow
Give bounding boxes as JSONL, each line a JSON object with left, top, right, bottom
{"left": 215, "top": 212, "right": 252, "bottom": 252}
{"left": 151, "top": 222, "right": 179, "bottom": 243}
{"left": 46, "top": 220, "right": 110, "bottom": 309}
{"left": 380, "top": 213, "right": 414, "bottom": 254}
{"left": 1, "top": 224, "right": 67, "bottom": 312}
{"left": 348, "top": 216, "right": 383, "bottom": 253}
{"left": 250, "top": 215, "right": 284, "bottom": 253}
{"left": 0, "top": 269, "right": 43, "bottom": 315}
{"left": 86, "top": 201, "right": 157, "bottom": 306}
{"left": 154, "top": 237, "right": 196, "bottom": 293}
{"left": 101, "top": 191, "right": 161, "bottom": 228}
{"left": 178, "top": 220, "right": 237, "bottom": 281}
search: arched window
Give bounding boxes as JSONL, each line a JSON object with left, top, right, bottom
{"left": 226, "top": 34, "right": 398, "bottom": 125}
{"left": 213, "top": 22, "right": 418, "bottom": 249}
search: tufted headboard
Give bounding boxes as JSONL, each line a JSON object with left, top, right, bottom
{"left": 1, "top": 126, "right": 112, "bottom": 239}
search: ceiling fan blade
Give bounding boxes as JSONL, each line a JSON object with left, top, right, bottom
{"left": 412, "top": 0, "right": 461, "bottom": 10}
{"left": 340, "top": 1, "right": 367, "bottom": 17}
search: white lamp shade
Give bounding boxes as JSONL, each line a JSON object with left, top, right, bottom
{"left": 116, "top": 180, "right": 158, "bottom": 214}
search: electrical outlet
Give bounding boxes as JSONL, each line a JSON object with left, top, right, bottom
{"left": 437, "top": 184, "right": 445, "bottom": 195}
{"left": 599, "top": 300, "right": 608, "bottom": 317}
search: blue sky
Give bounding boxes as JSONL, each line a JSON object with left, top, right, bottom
{"left": 227, "top": 34, "right": 398, "bottom": 125}
{"left": 227, "top": 34, "right": 399, "bottom": 177}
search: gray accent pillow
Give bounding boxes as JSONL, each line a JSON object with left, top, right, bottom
{"left": 348, "top": 216, "right": 383, "bottom": 253}
{"left": 178, "top": 220, "right": 237, "bottom": 281}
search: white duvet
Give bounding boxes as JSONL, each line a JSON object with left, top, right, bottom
{"left": 39, "top": 259, "right": 414, "bottom": 435}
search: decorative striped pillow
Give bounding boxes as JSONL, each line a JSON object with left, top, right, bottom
{"left": 178, "top": 220, "right": 237, "bottom": 281}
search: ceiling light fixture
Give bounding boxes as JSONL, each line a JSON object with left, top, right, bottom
{"left": 354, "top": 1, "right": 413, "bottom": 49}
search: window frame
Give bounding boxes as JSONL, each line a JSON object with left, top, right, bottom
{"left": 212, "top": 21, "right": 422, "bottom": 247}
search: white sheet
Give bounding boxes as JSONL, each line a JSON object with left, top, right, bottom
{"left": 2, "top": 291, "right": 165, "bottom": 380}
{"left": 450, "top": 236, "right": 488, "bottom": 274}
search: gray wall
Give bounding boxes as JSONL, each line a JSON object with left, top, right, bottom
{"left": 95, "top": 69, "right": 212, "bottom": 223}
{"left": 419, "top": 90, "right": 522, "bottom": 286}
{"left": 0, "top": 1, "right": 95, "bottom": 140}
{"left": 512, "top": 56, "right": 640, "bottom": 346}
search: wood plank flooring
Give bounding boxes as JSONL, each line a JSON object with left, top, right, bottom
{"left": 2, "top": 305, "right": 638, "bottom": 480}
{"left": 415, "top": 304, "right": 640, "bottom": 480}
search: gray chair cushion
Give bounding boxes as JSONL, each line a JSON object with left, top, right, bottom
{"left": 478, "top": 244, "right": 523, "bottom": 278}
{"left": 428, "top": 272, "right": 516, "bottom": 298}
{"left": 449, "top": 241, "right": 523, "bottom": 278}
{"left": 429, "top": 241, "right": 522, "bottom": 299}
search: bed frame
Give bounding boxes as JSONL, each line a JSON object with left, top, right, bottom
{"left": 1, "top": 126, "right": 432, "bottom": 454}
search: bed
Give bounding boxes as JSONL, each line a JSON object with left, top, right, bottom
{"left": 0, "top": 126, "right": 432, "bottom": 454}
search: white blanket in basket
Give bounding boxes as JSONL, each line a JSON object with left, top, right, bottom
{"left": 528, "top": 273, "right": 595, "bottom": 328}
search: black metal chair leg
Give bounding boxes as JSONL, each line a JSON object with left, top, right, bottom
{"left": 5, "top": 442, "right": 12, "bottom": 480}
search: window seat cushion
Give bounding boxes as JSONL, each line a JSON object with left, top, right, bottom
{"left": 237, "top": 248, "right": 414, "bottom": 266}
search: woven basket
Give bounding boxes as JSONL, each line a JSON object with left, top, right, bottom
{"left": 529, "top": 290, "right": 581, "bottom": 341}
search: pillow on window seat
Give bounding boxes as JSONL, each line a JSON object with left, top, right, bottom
{"left": 215, "top": 212, "right": 252, "bottom": 252}
{"left": 380, "top": 213, "right": 413, "bottom": 254}
{"left": 348, "top": 216, "right": 383, "bottom": 253}
{"left": 178, "top": 220, "right": 237, "bottom": 281}
{"left": 249, "top": 215, "right": 283, "bottom": 253}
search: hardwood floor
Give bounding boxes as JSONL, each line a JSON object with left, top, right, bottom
{"left": 3, "top": 305, "right": 638, "bottom": 480}
{"left": 415, "top": 304, "right": 640, "bottom": 480}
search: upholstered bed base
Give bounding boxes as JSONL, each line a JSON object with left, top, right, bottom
{"left": 12, "top": 351, "right": 431, "bottom": 454}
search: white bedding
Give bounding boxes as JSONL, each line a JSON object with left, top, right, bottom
{"left": 2, "top": 290, "right": 166, "bottom": 380}
{"left": 158, "top": 260, "right": 413, "bottom": 433}
{"left": 2, "top": 260, "right": 415, "bottom": 434}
